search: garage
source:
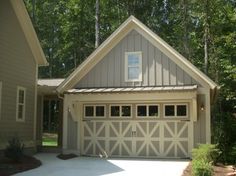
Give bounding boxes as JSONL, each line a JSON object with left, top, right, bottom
{"left": 81, "top": 102, "right": 192, "bottom": 158}
{"left": 57, "top": 16, "right": 218, "bottom": 159}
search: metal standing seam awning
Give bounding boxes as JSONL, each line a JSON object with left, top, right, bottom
{"left": 66, "top": 85, "right": 198, "bottom": 94}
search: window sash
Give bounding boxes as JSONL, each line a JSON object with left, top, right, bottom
{"left": 84, "top": 105, "right": 105, "bottom": 118}
{"left": 110, "top": 105, "right": 132, "bottom": 118}
{"left": 16, "top": 86, "right": 26, "bottom": 122}
{"left": 137, "top": 104, "right": 159, "bottom": 117}
{"left": 125, "top": 52, "right": 142, "bottom": 82}
{"left": 164, "top": 104, "right": 188, "bottom": 118}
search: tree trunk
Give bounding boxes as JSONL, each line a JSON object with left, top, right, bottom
{"left": 182, "top": 0, "right": 190, "bottom": 61}
{"left": 95, "top": 0, "right": 100, "bottom": 48}
{"left": 204, "top": 0, "right": 209, "bottom": 74}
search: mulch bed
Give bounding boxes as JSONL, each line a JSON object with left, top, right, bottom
{"left": 57, "top": 153, "right": 78, "bottom": 160}
{"left": 182, "top": 162, "right": 236, "bottom": 176}
{"left": 0, "top": 155, "right": 41, "bottom": 176}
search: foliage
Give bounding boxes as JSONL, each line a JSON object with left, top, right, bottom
{"left": 191, "top": 144, "right": 219, "bottom": 176}
{"left": 192, "top": 159, "right": 213, "bottom": 176}
{"left": 212, "top": 112, "right": 236, "bottom": 163}
{"left": 192, "top": 144, "right": 220, "bottom": 164}
{"left": 227, "top": 143, "right": 236, "bottom": 164}
{"left": 4, "top": 137, "right": 24, "bottom": 162}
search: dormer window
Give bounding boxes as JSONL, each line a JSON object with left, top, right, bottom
{"left": 125, "top": 52, "right": 142, "bottom": 82}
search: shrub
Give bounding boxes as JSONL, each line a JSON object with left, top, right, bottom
{"left": 4, "top": 137, "right": 24, "bottom": 162}
{"left": 212, "top": 112, "right": 236, "bottom": 163}
{"left": 192, "top": 144, "right": 221, "bottom": 164}
{"left": 227, "top": 143, "right": 236, "bottom": 164}
{"left": 192, "top": 159, "right": 213, "bottom": 176}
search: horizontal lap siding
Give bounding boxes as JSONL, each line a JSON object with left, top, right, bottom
{"left": 0, "top": 1, "right": 36, "bottom": 143}
{"left": 76, "top": 30, "right": 200, "bottom": 88}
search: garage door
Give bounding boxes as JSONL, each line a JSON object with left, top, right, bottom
{"left": 81, "top": 120, "right": 191, "bottom": 158}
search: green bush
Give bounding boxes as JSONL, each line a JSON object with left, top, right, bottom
{"left": 227, "top": 143, "right": 236, "bottom": 164}
{"left": 192, "top": 144, "right": 221, "bottom": 164}
{"left": 192, "top": 159, "right": 213, "bottom": 176}
{"left": 212, "top": 112, "right": 236, "bottom": 163}
{"left": 4, "top": 137, "right": 24, "bottom": 162}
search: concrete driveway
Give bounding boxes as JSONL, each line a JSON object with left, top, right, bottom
{"left": 15, "top": 153, "right": 189, "bottom": 176}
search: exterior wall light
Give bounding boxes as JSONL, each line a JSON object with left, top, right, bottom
{"left": 200, "top": 104, "right": 205, "bottom": 111}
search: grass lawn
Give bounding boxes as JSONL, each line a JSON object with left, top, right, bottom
{"left": 42, "top": 133, "right": 58, "bottom": 146}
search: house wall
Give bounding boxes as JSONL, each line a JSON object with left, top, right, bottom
{"left": 193, "top": 94, "right": 206, "bottom": 146}
{"left": 0, "top": 1, "right": 37, "bottom": 149}
{"left": 67, "top": 114, "right": 77, "bottom": 150}
{"left": 77, "top": 30, "right": 199, "bottom": 88}
{"left": 36, "top": 95, "right": 43, "bottom": 149}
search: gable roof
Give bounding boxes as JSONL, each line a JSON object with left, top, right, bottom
{"left": 10, "top": 0, "right": 48, "bottom": 66}
{"left": 57, "top": 16, "right": 218, "bottom": 93}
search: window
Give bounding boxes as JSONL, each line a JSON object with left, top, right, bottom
{"left": 164, "top": 104, "right": 188, "bottom": 118}
{"left": 165, "top": 105, "right": 175, "bottom": 116}
{"left": 84, "top": 105, "right": 105, "bottom": 118}
{"left": 110, "top": 105, "right": 132, "bottom": 118}
{"left": 111, "top": 106, "right": 120, "bottom": 116}
{"left": 16, "top": 86, "right": 26, "bottom": 122}
{"left": 96, "top": 106, "right": 105, "bottom": 116}
{"left": 0, "top": 81, "right": 2, "bottom": 119}
{"left": 125, "top": 52, "right": 142, "bottom": 82}
{"left": 85, "top": 106, "right": 93, "bottom": 116}
{"left": 137, "top": 104, "right": 159, "bottom": 117}
{"left": 122, "top": 106, "right": 131, "bottom": 117}
{"left": 177, "top": 105, "right": 187, "bottom": 116}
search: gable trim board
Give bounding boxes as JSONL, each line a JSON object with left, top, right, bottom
{"left": 57, "top": 16, "right": 218, "bottom": 99}
{"left": 10, "top": 0, "right": 48, "bottom": 66}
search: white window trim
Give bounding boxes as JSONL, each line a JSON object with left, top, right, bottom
{"left": 136, "top": 104, "right": 160, "bottom": 118}
{"left": 125, "top": 51, "right": 142, "bottom": 82}
{"left": 84, "top": 105, "right": 106, "bottom": 118}
{"left": 16, "top": 86, "right": 26, "bottom": 122}
{"left": 163, "top": 104, "right": 188, "bottom": 118}
{"left": 109, "top": 104, "right": 132, "bottom": 118}
{"left": 0, "top": 81, "right": 2, "bottom": 119}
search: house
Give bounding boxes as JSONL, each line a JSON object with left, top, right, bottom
{"left": 0, "top": 0, "right": 47, "bottom": 153}
{"left": 57, "top": 16, "right": 218, "bottom": 158}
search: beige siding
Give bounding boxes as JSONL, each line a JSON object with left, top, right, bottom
{"left": 36, "top": 95, "right": 43, "bottom": 144}
{"left": 76, "top": 30, "right": 199, "bottom": 88}
{"left": 0, "top": 1, "right": 37, "bottom": 144}
{"left": 67, "top": 114, "right": 77, "bottom": 150}
{"left": 193, "top": 94, "right": 206, "bottom": 146}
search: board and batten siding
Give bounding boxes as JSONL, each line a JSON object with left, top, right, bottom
{"left": 193, "top": 94, "right": 206, "bottom": 146}
{"left": 76, "top": 30, "right": 199, "bottom": 88}
{"left": 0, "top": 1, "right": 37, "bottom": 145}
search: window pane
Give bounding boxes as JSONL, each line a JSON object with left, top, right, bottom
{"left": 111, "top": 106, "right": 120, "bottom": 116}
{"left": 96, "top": 106, "right": 105, "bottom": 117}
{"left": 137, "top": 106, "right": 146, "bottom": 116}
{"left": 128, "top": 67, "right": 139, "bottom": 79}
{"left": 18, "top": 105, "right": 23, "bottom": 119}
{"left": 165, "top": 105, "right": 175, "bottom": 116}
{"left": 149, "top": 106, "right": 158, "bottom": 116}
{"left": 19, "top": 90, "right": 24, "bottom": 103}
{"left": 128, "top": 54, "right": 140, "bottom": 66}
{"left": 122, "top": 106, "right": 131, "bottom": 117}
{"left": 85, "top": 106, "right": 94, "bottom": 116}
{"left": 177, "top": 105, "right": 187, "bottom": 116}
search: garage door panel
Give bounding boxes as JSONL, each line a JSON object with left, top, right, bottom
{"left": 81, "top": 120, "right": 190, "bottom": 158}
{"left": 179, "top": 124, "right": 188, "bottom": 138}
{"left": 150, "top": 141, "right": 161, "bottom": 156}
